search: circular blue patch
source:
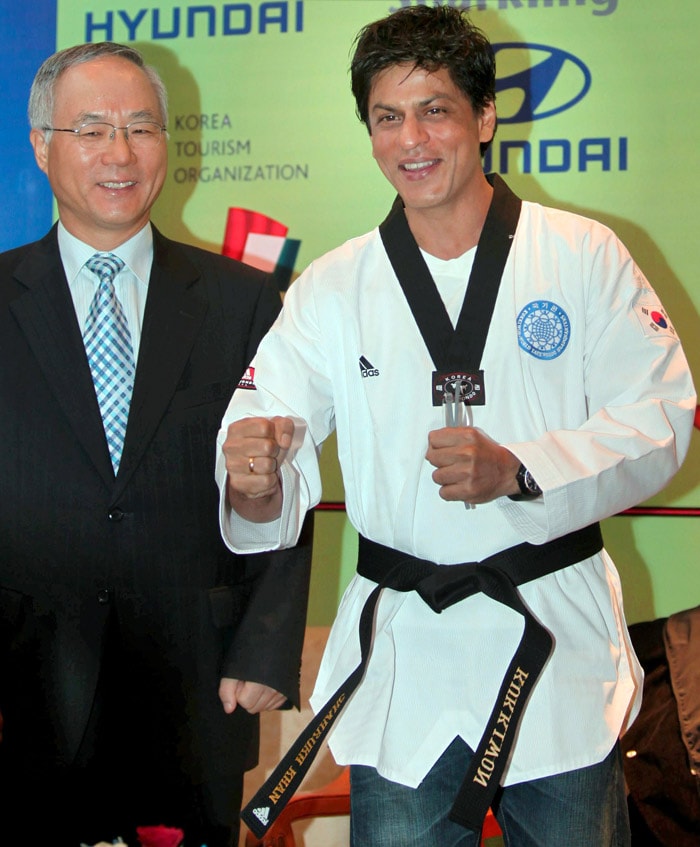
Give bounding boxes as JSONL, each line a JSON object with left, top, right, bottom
{"left": 517, "top": 300, "right": 571, "bottom": 360}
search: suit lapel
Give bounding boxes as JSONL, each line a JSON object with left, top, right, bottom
{"left": 9, "top": 227, "right": 115, "bottom": 486}
{"left": 114, "top": 229, "right": 208, "bottom": 495}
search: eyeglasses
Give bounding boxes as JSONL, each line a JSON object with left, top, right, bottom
{"left": 42, "top": 121, "right": 167, "bottom": 149}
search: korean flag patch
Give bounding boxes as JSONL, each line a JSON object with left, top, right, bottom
{"left": 635, "top": 303, "right": 677, "bottom": 339}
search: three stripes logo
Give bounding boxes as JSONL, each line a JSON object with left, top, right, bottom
{"left": 252, "top": 806, "right": 270, "bottom": 826}
{"left": 359, "top": 356, "right": 379, "bottom": 378}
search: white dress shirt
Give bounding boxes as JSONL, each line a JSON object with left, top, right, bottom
{"left": 57, "top": 222, "right": 153, "bottom": 362}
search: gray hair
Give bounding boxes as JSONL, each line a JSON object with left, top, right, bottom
{"left": 28, "top": 41, "right": 168, "bottom": 139}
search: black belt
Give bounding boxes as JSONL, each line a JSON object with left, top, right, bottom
{"left": 241, "top": 523, "right": 603, "bottom": 839}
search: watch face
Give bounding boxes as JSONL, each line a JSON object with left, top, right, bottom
{"left": 516, "top": 464, "right": 541, "bottom": 497}
{"left": 509, "top": 464, "right": 541, "bottom": 501}
{"left": 524, "top": 469, "right": 539, "bottom": 493}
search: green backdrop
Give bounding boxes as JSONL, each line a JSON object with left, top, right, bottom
{"left": 55, "top": 0, "right": 699, "bottom": 625}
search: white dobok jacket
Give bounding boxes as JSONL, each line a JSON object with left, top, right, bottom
{"left": 217, "top": 191, "right": 695, "bottom": 788}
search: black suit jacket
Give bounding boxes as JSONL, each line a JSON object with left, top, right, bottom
{"left": 0, "top": 224, "right": 312, "bottom": 789}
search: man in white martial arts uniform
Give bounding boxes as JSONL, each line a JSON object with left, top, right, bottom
{"left": 216, "top": 5, "right": 696, "bottom": 846}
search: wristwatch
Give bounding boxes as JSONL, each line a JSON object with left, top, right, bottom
{"left": 508, "top": 463, "right": 542, "bottom": 500}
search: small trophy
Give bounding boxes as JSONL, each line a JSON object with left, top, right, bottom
{"left": 443, "top": 379, "right": 475, "bottom": 510}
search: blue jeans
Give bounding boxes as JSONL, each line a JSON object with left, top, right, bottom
{"left": 350, "top": 738, "right": 630, "bottom": 847}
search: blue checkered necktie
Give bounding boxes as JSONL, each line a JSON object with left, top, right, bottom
{"left": 83, "top": 253, "right": 134, "bottom": 473}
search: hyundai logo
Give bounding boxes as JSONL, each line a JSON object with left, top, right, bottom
{"left": 494, "top": 43, "right": 591, "bottom": 124}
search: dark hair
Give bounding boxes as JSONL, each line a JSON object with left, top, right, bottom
{"left": 29, "top": 41, "right": 168, "bottom": 137}
{"left": 350, "top": 4, "right": 496, "bottom": 149}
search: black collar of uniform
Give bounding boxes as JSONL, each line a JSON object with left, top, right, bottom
{"left": 378, "top": 172, "right": 522, "bottom": 372}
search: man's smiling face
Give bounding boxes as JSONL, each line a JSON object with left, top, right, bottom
{"left": 368, "top": 63, "right": 495, "bottom": 222}
{"left": 30, "top": 55, "right": 167, "bottom": 250}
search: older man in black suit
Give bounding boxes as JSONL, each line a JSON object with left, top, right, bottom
{"left": 0, "top": 41, "right": 312, "bottom": 847}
